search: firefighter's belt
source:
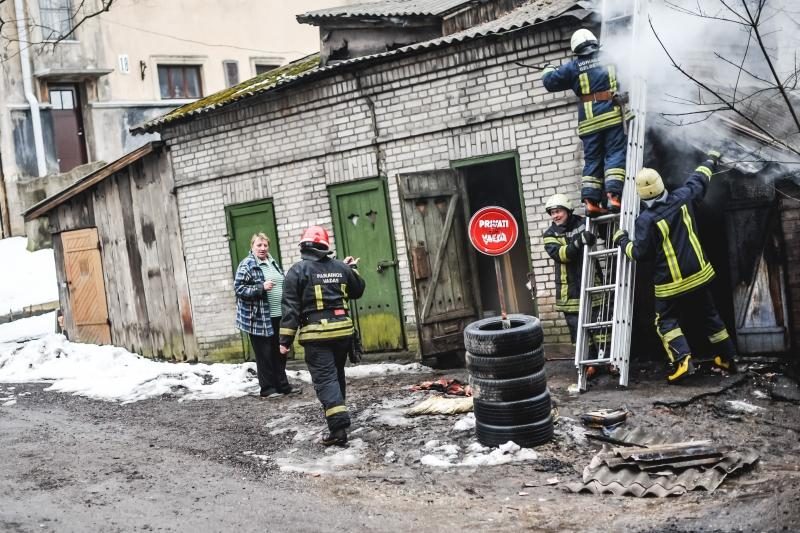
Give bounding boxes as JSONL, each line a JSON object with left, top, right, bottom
{"left": 298, "top": 316, "right": 354, "bottom": 342}
{"left": 303, "top": 308, "right": 347, "bottom": 324}
{"left": 580, "top": 90, "right": 614, "bottom": 103}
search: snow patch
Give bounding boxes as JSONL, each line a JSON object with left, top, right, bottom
{"left": 0, "top": 312, "right": 55, "bottom": 343}
{"left": 419, "top": 439, "right": 538, "bottom": 468}
{"left": 453, "top": 412, "right": 476, "bottom": 432}
{"left": 276, "top": 438, "right": 366, "bottom": 475}
{"left": 0, "top": 237, "right": 58, "bottom": 314}
{"left": 726, "top": 400, "right": 765, "bottom": 413}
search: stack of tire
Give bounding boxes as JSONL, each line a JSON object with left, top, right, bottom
{"left": 465, "top": 314, "right": 553, "bottom": 448}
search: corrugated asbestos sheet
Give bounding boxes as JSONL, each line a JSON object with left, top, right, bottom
{"left": 133, "top": 0, "right": 590, "bottom": 134}
{"left": 566, "top": 427, "right": 759, "bottom": 497}
{"left": 297, "top": 0, "right": 473, "bottom": 20}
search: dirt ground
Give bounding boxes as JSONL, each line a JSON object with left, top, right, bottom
{"left": 1, "top": 354, "right": 799, "bottom": 533}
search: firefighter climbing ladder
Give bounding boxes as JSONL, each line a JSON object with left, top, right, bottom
{"left": 574, "top": 0, "right": 648, "bottom": 391}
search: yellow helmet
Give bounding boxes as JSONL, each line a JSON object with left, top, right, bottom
{"left": 636, "top": 168, "right": 665, "bottom": 200}
{"left": 545, "top": 193, "right": 573, "bottom": 213}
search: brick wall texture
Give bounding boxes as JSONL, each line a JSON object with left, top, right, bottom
{"left": 163, "top": 22, "right": 589, "bottom": 356}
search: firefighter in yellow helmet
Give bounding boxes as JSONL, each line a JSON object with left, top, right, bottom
{"left": 613, "top": 151, "right": 737, "bottom": 383}
{"left": 542, "top": 193, "right": 608, "bottom": 362}
{"left": 279, "top": 225, "right": 365, "bottom": 446}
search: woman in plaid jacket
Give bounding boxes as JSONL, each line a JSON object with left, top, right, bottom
{"left": 234, "top": 233, "right": 295, "bottom": 398}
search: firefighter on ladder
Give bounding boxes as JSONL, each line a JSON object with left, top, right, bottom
{"left": 543, "top": 193, "right": 609, "bottom": 371}
{"left": 542, "top": 29, "right": 629, "bottom": 217}
{"left": 279, "top": 225, "right": 365, "bottom": 446}
{"left": 613, "top": 151, "right": 738, "bottom": 383}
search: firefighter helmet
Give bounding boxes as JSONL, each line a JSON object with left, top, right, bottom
{"left": 299, "top": 225, "right": 330, "bottom": 250}
{"left": 636, "top": 168, "right": 665, "bottom": 200}
{"left": 545, "top": 193, "right": 573, "bottom": 214}
{"left": 571, "top": 29, "right": 599, "bottom": 56}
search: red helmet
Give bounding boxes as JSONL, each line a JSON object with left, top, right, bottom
{"left": 299, "top": 225, "right": 330, "bottom": 250}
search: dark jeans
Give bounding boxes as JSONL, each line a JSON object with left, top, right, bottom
{"left": 654, "top": 288, "right": 736, "bottom": 364}
{"left": 304, "top": 337, "right": 352, "bottom": 432}
{"left": 564, "top": 308, "right": 609, "bottom": 358}
{"left": 249, "top": 317, "right": 290, "bottom": 395}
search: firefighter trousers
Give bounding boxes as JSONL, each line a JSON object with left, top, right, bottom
{"left": 654, "top": 288, "right": 736, "bottom": 364}
{"left": 564, "top": 308, "right": 609, "bottom": 357}
{"left": 580, "top": 123, "right": 627, "bottom": 203}
{"left": 304, "top": 337, "right": 352, "bottom": 432}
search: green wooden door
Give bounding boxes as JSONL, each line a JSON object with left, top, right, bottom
{"left": 329, "top": 179, "right": 404, "bottom": 352}
{"left": 225, "top": 200, "right": 281, "bottom": 360}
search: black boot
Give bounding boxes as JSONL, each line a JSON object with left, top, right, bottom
{"left": 321, "top": 428, "right": 348, "bottom": 447}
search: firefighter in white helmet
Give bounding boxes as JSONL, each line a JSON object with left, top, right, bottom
{"left": 542, "top": 193, "right": 608, "bottom": 362}
{"left": 613, "top": 151, "right": 738, "bottom": 383}
{"left": 542, "top": 28, "right": 629, "bottom": 217}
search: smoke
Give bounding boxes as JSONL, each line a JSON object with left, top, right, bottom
{"left": 599, "top": 0, "right": 800, "bottom": 184}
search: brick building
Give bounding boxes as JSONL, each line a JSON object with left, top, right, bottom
{"left": 133, "top": 0, "right": 594, "bottom": 362}
{"left": 127, "top": 0, "right": 798, "bottom": 365}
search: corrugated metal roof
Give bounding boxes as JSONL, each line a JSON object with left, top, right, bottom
{"left": 133, "top": 0, "right": 590, "bottom": 134}
{"left": 297, "top": 0, "right": 472, "bottom": 21}
{"left": 565, "top": 427, "right": 759, "bottom": 497}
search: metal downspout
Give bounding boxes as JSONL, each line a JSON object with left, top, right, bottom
{"left": 14, "top": 0, "right": 48, "bottom": 177}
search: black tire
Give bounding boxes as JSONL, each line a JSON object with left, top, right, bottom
{"left": 475, "top": 417, "right": 554, "bottom": 448}
{"left": 463, "top": 314, "right": 543, "bottom": 356}
{"left": 473, "top": 389, "right": 552, "bottom": 426}
{"left": 469, "top": 367, "right": 547, "bottom": 402}
{"left": 466, "top": 346, "right": 545, "bottom": 379}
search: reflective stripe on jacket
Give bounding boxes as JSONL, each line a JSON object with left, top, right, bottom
{"left": 617, "top": 157, "right": 717, "bottom": 298}
{"left": 542, "top": 214, "right": 602, "bottom": 313}
{"left": 542, "top": 52, "right": 628, "bottom": 137}
{"left": 279, "top": 249, "right": 366, "bottom": 346}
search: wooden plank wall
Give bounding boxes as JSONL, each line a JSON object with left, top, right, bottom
{"left": 50, "top": 148, "right": 197, "bottom": 360}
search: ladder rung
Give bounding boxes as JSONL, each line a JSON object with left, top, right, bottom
{"left": 604, "top": 14, "right": 633, "bottom": 23}
{"left": 583, "top": 320, "right": 613, "bottom": 328}
{"left": 585, "top": 284, "right": 615, "bottom": 293}
{"left": 579, "top": 358, "right": 612, "bottom": 366}
{"left": 588, "top": 213, "right": 620, "bottom": 223}
{"left": 588, "top": 248, "right": 618, "bottom": 257}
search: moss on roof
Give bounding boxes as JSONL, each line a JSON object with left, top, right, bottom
{"left": 150, "top": 53, "right": 321, "bottom": 129}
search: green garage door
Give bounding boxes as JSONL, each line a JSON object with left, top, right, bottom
{"left": 329, "top": 179, "right": 404, "bottom": 352}
{"left": 226, "top": 199, "right": 281, "bottom": 360}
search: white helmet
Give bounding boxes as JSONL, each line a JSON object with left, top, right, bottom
{"left": 636, "top": 168, "right": 665, "bottom": 200}
{"left": 545, "top": 193, "right": 573, "bottom": 214}
{"left": 571, "top": 29, "right": 599, "bottom": 56}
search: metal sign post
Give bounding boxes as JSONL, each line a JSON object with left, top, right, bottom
{"left": 467, "top": 206, "right": 519, "bottom": 326}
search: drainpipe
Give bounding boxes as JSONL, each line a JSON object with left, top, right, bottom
{"left": 14, "top": 0, "right": 47, "bottom": 177}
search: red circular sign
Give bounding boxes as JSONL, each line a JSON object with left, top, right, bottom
{"left": 468, "top": 206, "right": 519, "bottom": 256}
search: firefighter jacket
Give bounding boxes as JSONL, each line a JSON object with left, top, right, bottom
{"left": 617, "top": 157, "right": 718, "bottom": 299}
{"left": 279, "top": 248, "right": 366, "bottom": 346}
{"left": 543, "top": 214, "right": 601, "bottom": 313}
{"left": 542, "top": 52, "right": 627, "bottom": 137}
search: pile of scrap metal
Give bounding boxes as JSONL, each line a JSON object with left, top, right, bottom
{"left": 567, "top": 427, "right": 759, "bottom": 497}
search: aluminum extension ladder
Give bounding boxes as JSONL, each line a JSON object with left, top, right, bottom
{"left": 574, "top": 0, "right": 648, "bottom": 391}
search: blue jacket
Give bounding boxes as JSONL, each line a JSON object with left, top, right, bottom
{"left": 542, "top": 52, "right": 625, "bottom": 137}
{"left": 234, "top": 252, "right": 274, "bottom": 337}
{"left": 617, "top": 156, "right": 718, "bottom": 299}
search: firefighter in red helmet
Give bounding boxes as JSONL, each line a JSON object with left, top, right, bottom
{"left": 279, "top": 225, "right": 365, "bottom": 446}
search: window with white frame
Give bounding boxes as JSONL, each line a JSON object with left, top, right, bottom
{"left": 223, "top": 61, "right": 239, "bottom": 87}
{"left": 157, "top": 65, "right": 203, "bottom": 99}
{"left": 39, "top": 0, "right": 74, "bottom": 40}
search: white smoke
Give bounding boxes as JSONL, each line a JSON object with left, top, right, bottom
{"left": 599, "top": 0, "right": 800, "bottom": 181}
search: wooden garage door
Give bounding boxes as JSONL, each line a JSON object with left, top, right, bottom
{"left": 63, "top": 228, "right": 111, "bottom": 345}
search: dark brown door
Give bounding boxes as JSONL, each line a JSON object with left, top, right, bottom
{"left": 49, "top": 84, "right": 88, "bottom": 172}
{"left": 399, "top": 170, "right": 478, "bottom": 358}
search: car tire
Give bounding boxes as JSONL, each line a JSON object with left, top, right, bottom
{"left": 466, "top": 346, "right": 545, "bottom": 379}
{"left": 473, "top": 389, "right": 552, "bottom": 426}
{"left": 475, "top": 416, "right": 554, "bottom": 448}
{"left": 470, "top": 367, "right": 547, "bottom": 402}
{"left": 463, "top": 314, "right": 543, "bottom": 356}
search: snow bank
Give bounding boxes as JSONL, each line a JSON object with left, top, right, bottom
{"left": 0, "top": 237, "right": 58, "bottom": 313}
{"left": 0, "top": 335, "right": 434, "bottom": 404}
{"left": 0, "top": 311, "right": 55, "bottom": 343}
